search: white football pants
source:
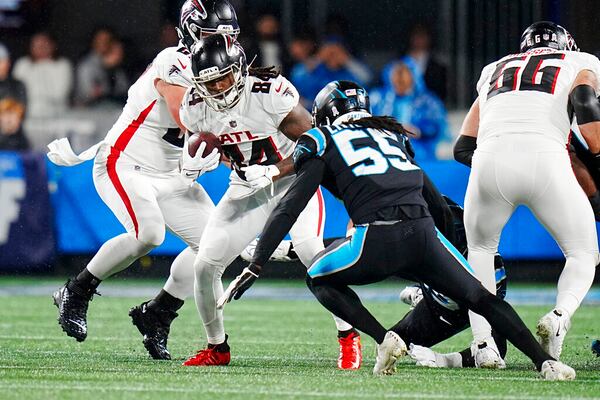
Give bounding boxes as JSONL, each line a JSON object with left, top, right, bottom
{"left": 193, "top": 175, "right": 330, "bottom": 344}
{"left": 464, "top": 135, "right": 599, "bottom": 342}
{"left": 87, "top": 146, "right": 214, "bottom": 299}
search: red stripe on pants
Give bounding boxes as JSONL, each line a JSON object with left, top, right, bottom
{"left": 105, "top": 100, "right": 157, "bottom": 238}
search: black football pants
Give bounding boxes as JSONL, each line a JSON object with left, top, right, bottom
{"left": 305, "top": 217, "right": 551, "bottom": 370}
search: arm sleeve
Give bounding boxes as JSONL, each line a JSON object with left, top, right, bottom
{"left": 252, "top": 158, "right": 326, "bottom": 266}
{"left": 454, "top": 135, "right": 478, "bottom": 167}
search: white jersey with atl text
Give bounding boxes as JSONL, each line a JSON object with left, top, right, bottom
{"left": 476, "top": 48, "right": 600, "bottom": 149}
{"left": 180, "top": 73, "right": 300, "bottom": 178}
{"left": 103, "top": 45, "right": 193, "bottom": 173}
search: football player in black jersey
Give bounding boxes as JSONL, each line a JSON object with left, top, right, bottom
{"left": 218, "top": 80, "right": 575, "bottom": 380}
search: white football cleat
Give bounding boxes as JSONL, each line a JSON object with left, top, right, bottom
{"left": 399, "top": 286, "right": 423, "bottom": 309}
{"left": 408, "top": 344, "right": 438, "bottom": 367}
{"left": 472, "top": 340, "right": 506, "bottom": 369}
{"left": 373, "top": 331, "right": 407, "bottom": 376}
{"left": 537, "top": 309, "right": 571, "bottom": 360}
{"left": 540, "top": 359, "right": 576, "bottom": 381}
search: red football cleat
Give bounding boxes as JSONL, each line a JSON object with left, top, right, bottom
{"left": 182, "top": 347, "right": 231, "bottom": 366}
{"left": 338, "top": 331, "right": 362, "bottom": 370}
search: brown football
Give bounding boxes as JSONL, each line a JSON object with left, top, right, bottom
{"left": 188, "top": 132, "right": 223, "bottom": 158}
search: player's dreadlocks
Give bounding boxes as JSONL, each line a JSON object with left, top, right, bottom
{"left": 353, "top": 116, "right": 416, "bottom": 137}
{"left": 248, "top": 65, "right": 281, "bottom": 80}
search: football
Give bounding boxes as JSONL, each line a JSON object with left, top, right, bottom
{"left": 188, "top": 132, "right": 223, "bottom": 158}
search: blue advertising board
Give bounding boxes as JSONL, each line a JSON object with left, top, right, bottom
{"left": 0, "top": 151, "right": 55, "bottom": 269}
{"left": 46, "top": 158, "right": 573, "bottom": 259}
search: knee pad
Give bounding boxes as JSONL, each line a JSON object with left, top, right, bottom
{"left": 136, "top": 224, "right": 165, "bottom": 248}
{"left": 196, "top": 227, "right": 231, "bottom": 266}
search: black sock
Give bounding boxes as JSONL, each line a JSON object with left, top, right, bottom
{"left": 337, "top": 328, "right": 358, "bottom": 338}
{"left": 459, "top": 348, "right": 473, "bottom": 368}
{"left": 207, "top": 334, "right": 230, "bottom": 352}
{"left": 148, "top": 290, "right": 184, "bottom": 312}
{"left": 75, "top": 269, "right": 101, "bottom": 291}
{"left": 589, "top": 191, "right": 600, "bottom": 221}
{"left": 287, "top": 244, "right": 298, "bottom": 260}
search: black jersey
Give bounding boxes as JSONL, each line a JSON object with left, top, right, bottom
{"left": 294, "top": 124, "right": 429, "bottom": 224}
{"left": 252, "top": 122, "right": 431, "bottom": 266}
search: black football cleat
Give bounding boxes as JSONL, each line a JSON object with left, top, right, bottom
{"left": 129, "top": 302, "right": 178, "bottom": 360}
{"left": 592, "top": 339, "right": 600, "bottom": 357}
{"left": 52, "top": 279, "right": 98, "bottom": 342}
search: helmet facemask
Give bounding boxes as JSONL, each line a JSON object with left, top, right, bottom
{"left": 192, "top": 57, "right": 247, "bottom": 111}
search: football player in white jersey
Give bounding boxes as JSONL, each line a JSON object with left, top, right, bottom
{"left": 177, "top": 34, "right": 360, "bottom": 368}
{"left": 453, "top": 21, "right": 600, "bottom": 368}
{"left": 49, "top": 0, "right": 239, "bottom": 359}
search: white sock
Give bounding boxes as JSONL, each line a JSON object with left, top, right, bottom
{"left": 555, "top": 251, "right": 597, "bottom": 317}
{"left": 194, "top": 256, "right": 226, "bottom": 345}
{"left": 467, "top": 249, "right": 496, "bottom": 342}
{"left": 87, "top": 233, "right": 155, "bottom": 280}
{"left": 163, "top": 247, "right": 196, "bottom": 300}
{"left": 332, "top": 315, "right": 353, "bottom": 332}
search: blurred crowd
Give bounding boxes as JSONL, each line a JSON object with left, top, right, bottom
{"left": 0, "top": 15, "right": 451, "bottom": 160}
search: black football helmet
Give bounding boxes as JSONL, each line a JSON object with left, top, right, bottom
{"left": 191, "top": 34, "right": 247, "bottom": 111}
{"left": 311, "top": 80, "right": 371, "bottom": 127}
{"left": 519, "top": 21, "right": 579, "bottom": 52}
{"left": 177, "top": 0, "right": 240, "bottom": 51}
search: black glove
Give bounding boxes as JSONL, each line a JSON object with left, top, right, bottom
{"left": 217, "top": 263, "right": 262, "bottom": 309}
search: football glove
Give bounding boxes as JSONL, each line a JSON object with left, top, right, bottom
{"left": 217, "top": 263, "right": 262, "bottom": 309}
{"left": 241, "top": 164, "right": 280, "bottom": 190}
{"left": 181, "top": 138, "right": 220, "bottom": 181}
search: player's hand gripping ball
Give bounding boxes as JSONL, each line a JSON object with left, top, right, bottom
{"left": 181, "top": 132, "right": 222, "bottom": 181}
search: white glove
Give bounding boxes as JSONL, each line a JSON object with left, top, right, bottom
{"left": 399, "top": 285, "right": 423, "bottom": 309}
{"left": 181, "top": 139, "right": 220, "bottom": 181}
{"left": 241, "top": 164, "right": 280, "bottom": 190}
{"left": 408, "top": 344, "right": 439, "bottom": 368}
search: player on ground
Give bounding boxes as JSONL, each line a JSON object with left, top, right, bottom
{"left": 48, "top": 0, "right": 237, "bottom": 354}
{"left": 177, "top": 35, "right": 359, "bottom": 368}
{"left": 221, "top": 80, "right": 576, "bottom": 380}
{"left": 454, "top": 21, "right": 600, "bottom": 366}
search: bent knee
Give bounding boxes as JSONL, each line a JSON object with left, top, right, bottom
{"left": 136, "top": 225, "right": 165, "bottom": 248}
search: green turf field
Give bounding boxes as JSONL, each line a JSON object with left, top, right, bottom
{"left": 0, "top": 279, "right": 599, "bottom": 400}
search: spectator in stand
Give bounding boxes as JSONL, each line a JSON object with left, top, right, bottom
{"left": 12, "top": 32, "right": 72, "bottom": 119}
{"left": 291, "top": 35, "right": 372, "bottom": 105}
{"left": 288, "top": 31, "right": 318, "bottom": 108}
{"left": 404, "top": 24, "right": 448, "bottom": 102}
{"left": 0, "top": 97, "right": 29, "bottom": 151}
{"left": 245, "top": 14, "right": 290, "bottom": 73}
{"left": 0, "top": 43, "right": 27, "bottom": 106}
{"left": 370, "top": 59, "right": 450, "bottom": 160}
{"left": 75, "top": 28, "right": 129, "bottom": 107}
